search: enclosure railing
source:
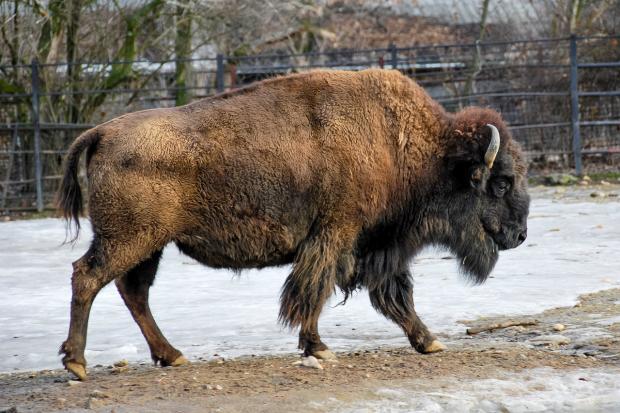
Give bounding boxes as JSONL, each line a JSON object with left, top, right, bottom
{"left": 0, "top": 35, "right": 618, "bottom": 212}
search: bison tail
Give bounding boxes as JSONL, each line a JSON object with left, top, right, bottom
{"left": 57, "top": 128, "right": 100, "bottom": 243}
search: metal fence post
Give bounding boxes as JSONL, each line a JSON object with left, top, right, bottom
{"left": 216, "top": 54, "right": 225, "bottom": 93}
{"left": 569, "top": 34, "right": 582, "bottom": 176}
{"left": 389, "top": 43, "right": 398, "bottom": 69}
{"left": 31, "top": 59, "right": 44, "bottom": 212}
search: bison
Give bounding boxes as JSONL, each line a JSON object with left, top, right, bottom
{"left": 57, "top": 69, "right": 529, "bottom": 380}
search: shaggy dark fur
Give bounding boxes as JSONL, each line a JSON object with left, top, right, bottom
{"left": 56, "top": 69, "right": 529, "bottom": 380}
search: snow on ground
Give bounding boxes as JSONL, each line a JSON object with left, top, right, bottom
{"left": 0, "top": 196, "right": 619, "bottom": 372}
{"left": 331, "top": 367, "right": 620, "bottom": 413}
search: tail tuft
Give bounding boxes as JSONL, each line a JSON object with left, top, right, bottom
{"left": 56, "top": 129, "right": 100, "bottom": 243}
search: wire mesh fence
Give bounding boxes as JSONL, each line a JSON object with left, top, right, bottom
{"left": 0, "top": 35, "right": 618, "bottom": 212}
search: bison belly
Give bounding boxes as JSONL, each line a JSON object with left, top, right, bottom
{"left": 174, "top": 149, "right": 319, "bottom": 270}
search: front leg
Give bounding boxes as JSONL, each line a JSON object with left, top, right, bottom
{"left": 366, "top": 269, "right": 445, "bottom": 354}
{"left": 279, "top": 227, "right": 355, "bottom": 360}
{"left": 298, "top": 319, "right": 336, "bottom": 360}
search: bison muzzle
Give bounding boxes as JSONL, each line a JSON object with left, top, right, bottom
{"left": 57, "top": 69, "right": 530, "bottom": 380}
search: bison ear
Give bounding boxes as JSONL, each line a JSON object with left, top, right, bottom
{"left": 446, "top": 153, "right": 490, "bottom": 191}
{"left": 469, "top": 164, "right": 488, "bottom": 190}
{"left": 445, "top": 130, "right": 491, "bottom": 191}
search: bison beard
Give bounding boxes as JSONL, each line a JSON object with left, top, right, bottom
{"left": 56, "top": 69, "right": 529, "bottom": 380}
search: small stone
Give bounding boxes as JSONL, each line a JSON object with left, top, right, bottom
{"left": 67, "top": 380, "right": 82, "bottom": 387}
{"left": 574, "top": 302, "right": 582, "bottom": 308}
{"left": 590, "top": 191, "right": 605, "bottom": 198}
{"left": 86, "top": 397, "right": 106, "bottom": 409}
{"left": 111, "top": 366, "right": 128, "bottom": 374}
{"left": 90, "top": 390, "right": 110, "bottom": 399}
{"left": 608, "top": 193, "right": 619, "bottom": 198}
{"left": 215, "top": 384, "right": 223, "bottom": 390}
{"left": 202, "top": 384, "right": 213, "bottom": 390}
{"left": 300, "top": 356, "right": 323, "bottom": 370}
{"left": 113, "top": 359, "right": 128, "bottom": 367}
{"left": 0, "top": 407, "right": 18, "bottom": 413}
{"left": 600, "top": 180, "right": 610, "bottom": 186}
{"left": 553, "top": 323, "right": 566, "bottom": 332}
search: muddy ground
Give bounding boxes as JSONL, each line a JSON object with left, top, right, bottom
{"left": 1, "top": 288, "right": 619, "bottom": 412}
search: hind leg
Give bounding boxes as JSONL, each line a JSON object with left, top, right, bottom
{"left": 115, "top": 250, "right": 187, "bottom": 367}
{"left": 60, "top": 235, "right": 165, "bottom": 380}
{"left": 366, "top": 269, "right": 445, "bottom": 354}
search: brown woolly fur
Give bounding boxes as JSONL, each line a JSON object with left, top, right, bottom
{"left": 56, "top": 69, "right": 530, "bottom": 379}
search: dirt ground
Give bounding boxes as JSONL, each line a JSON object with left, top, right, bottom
{"left": 1, "top": 288, "right": 619, "bottom": 413}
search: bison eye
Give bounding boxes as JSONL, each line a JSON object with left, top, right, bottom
{"left": 492, "top": 178, "right": 511, "bottom": 197}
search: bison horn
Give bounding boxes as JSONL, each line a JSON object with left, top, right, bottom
{"left": 484, "top": 124, "right": 500, "bottom": 169}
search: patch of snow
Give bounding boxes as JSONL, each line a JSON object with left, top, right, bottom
{"left": 332, "top": 368, "right": 620, "bottom": 413}
{"left": 596, "top": 316, "right": 620, "bottom": 326}
{"left": 0, "top": 198, "right": 619, "bottom": 372}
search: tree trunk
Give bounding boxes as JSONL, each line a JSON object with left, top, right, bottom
{"left": 463, "top": 0, "right": 490, "bottom": 99}
{"left": 175, "top": 0, "right": 192, "bottom": 106}
{"left": 66, "top": 0, "right": 83, "bottom": 123}
{"left": 569, "top": 0, "right": 584, "bottom": 34}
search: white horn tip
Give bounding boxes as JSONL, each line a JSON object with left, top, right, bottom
{"left": 485, "top": 124, "right": 501, "bottom": 169}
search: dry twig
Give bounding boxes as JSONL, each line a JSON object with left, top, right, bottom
{"left": 466, "top": 318, "right": 538, "bottom": 335}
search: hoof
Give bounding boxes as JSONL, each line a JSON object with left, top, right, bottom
{"left": 312, "top": 349, "right": 337, "bottom": 360}
{"left": 423, "top": 340, "right": 447, "bottom": 354}
{"left": 170, "top": 355, "right": 189, "bottom": 367}
{"left": 65, "top": 361, "right": 87, "bottom": 381}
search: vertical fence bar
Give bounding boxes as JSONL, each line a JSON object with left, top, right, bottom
{"left": 31, "top": 59, "right": 44, "bottom": 212}
{"left": 569, "top": 34, "right": 582, "bottom": 176}
{"left": 216, "top": 54, "right": 225, "bottom": 93}
{"left": 389, "top": 43, "right": 398, "bottom": 69}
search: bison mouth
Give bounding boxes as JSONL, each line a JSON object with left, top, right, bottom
{"left": 485, "top": 229, "right": 506, "bottom": 252}
{"left": 485, "top": 225, "right": 526, "bottom": 251}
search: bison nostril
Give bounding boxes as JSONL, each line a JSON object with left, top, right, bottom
{"left": 518, "top": 231, "right": 527, "bottom": 243}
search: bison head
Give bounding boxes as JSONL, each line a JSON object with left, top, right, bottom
{"left": 442, "top": 108, "right": 530, "bottom": 283}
